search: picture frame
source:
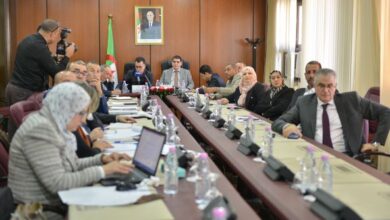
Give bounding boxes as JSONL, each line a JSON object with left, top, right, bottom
{"left": 135, "top": 6, "right": 164, "bottom": 45}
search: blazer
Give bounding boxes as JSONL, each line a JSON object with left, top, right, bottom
{"left": 227, "top": 82, "right": 267, "bottom": 112}
{"left": 216, "top": 73, "right": 242, "bottom": 98}
{"left": 288, "top": 87, "right": 306, "bottom": 110}
{"left": 121, "top": 69, "right": 153, "bottom": 92}
{"left": 272, "top": 92, "right": 390, "bottom": 155}
{"left": 8, "top": 106, "right": 103, "bottom": 207}
{"left": 160, "top": 68, "right": 194, "bottom": 89}
{"left": 207, "top": 73, "right": 225, "bottom": 87}
{"left": 254, "top": 86, "right": 294, "bottom": 121}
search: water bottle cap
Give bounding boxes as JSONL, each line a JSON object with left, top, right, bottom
{"left": 167, "top": 113, "right": 174, "bottom": 118}
{"left": 205, "top": 93, "right": 209, "bottom": 97}
{"left": 306, "top": 145, "right": 315, "bottom": 153}
{"left": 212, "top": 207, "right": 227, "bottom": 218}
{"left": 265, "top": 126, "right": 271, "bottom": 131}
{"left": 169, "top": 146, "right": 176, "bottom": 153}
{"left": 199, "top": 152, "right": 208, "bottom": 159}
{"left": 228, "top": 104, "right": 234, "bottom": 109}
{"left": 321, "top": 154, "right": 330, "bottom": 161}
{"left": 248, "top": 114, "right": 253, "bottom": 119}
{"left": 216, "top": 100, "right": 221, "bottom": 104}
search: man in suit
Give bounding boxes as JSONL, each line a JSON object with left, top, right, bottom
{"left": 288, "top": 60, "right": 322, "bottom": 109}
{"left": 272, "top": 68, "right": 390, "bottom": 156}
{"left": 100, "top": 64, "right": 121, "bottom": 97}
{"left": 141, "top": 10, "right": 161, "bottom": 39}
{"left": 198, "top": 64, "right": 225, "bottom": 94}
{"left": 120, "top": 57, "right": 153, "bottom": 92}
{"left": 160, "top": 55, "right": 194, "bottom": 89}
{"left": 205, "top": 64, "right": 242, "bottom": 99}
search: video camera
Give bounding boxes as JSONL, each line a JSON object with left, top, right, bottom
{"left": 55, "top": 27, "right": 77, "bottom": 62}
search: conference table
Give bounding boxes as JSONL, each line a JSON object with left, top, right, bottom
{"left": 69, "top": 96, "right": 259, "bottom": 220}
{"left": 165, "top": 95, "right": 390, "bottom": 220}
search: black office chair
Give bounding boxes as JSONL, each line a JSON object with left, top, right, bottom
{"left": 353, "top": 151, "right": 390, "bottom": 174}
{"left": 161, "top": 60, "right": 190, "bottom": 71}
{"left": 123, "top": 62, "right": 151, "bottom": 77}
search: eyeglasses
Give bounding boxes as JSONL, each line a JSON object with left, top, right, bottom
{"left": 71, "top": 69, "right": 88, "bottom": 77}
{"left": 77, "top": 110, "right": 88, "bottom": 117}
{"left": 316, "top": 83, "right": 335, "bottom": 90}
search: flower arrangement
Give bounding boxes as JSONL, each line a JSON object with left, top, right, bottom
{"left": 149, "top": 86, "right": 175, "bottom": 99}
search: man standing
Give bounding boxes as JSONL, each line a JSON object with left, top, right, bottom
{"left": 120, "top": 57, "right": 153, "bottom": 92}
{"left": 6, "top": 19, "right": 75, "bottom": 105}
{"left": 288, "top": 61, "right": 321, "bottom": 109}
{"left": 272, "top": 68, "right": 390, "bottom": 156}
{"left": 205, "top": 64, "right": 242, "bottom": 99}
{"left": 160, "top": 55, "right": 194, "bottom": 89}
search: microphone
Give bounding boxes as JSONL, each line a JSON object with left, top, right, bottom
{"left": 135, "top": 71, "right": 141, "bottom": 84}
{"left": 144, "top": 72, "right": 152, "bottom": 87}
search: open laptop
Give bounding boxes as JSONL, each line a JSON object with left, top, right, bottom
{"left": 104, "top": 126, "right": 166, "bottom": 184}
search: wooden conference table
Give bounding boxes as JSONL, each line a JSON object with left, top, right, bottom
{"left": 165, "top": 95, "right": 390, "bottom": 220}
{"left": 69, "top": 96, "right": 259, "bottom": 220}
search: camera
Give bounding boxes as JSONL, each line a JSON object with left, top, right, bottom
{"left": 55, "top": 27, "right": 77, "bottom": 62}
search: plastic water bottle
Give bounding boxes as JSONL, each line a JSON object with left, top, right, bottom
{"left": 247, "top": 114, "right": 255, "bottom": 140}
{"left": 156, "top": 79, "right": 161, "bottom": 87}
{"left": 226, "top": 104, "right": 236, "bottom": 126}
{"left": 166, "top": 113, "right": 178, "bottom": 145}
{"left": 140, "top": 86, "right": 147, "bottom": 106}
{"left": 318, "top": 154, "right": 333, "bottom": 193}
{"left": 202, "top": 94, "right": 210, "bottom": 113}
{"left": 212, "top": 207, "right": 227, "bottom": 220}
{"left": 144, "top": 82, "right": 150, "bottom": 96}
{"left": 164, "top": 147, "right": 178, "bottom": 195}
{"left": 121, "top": 80, "right": 129, "bottom": 94}
{"left": 300, "top": 145, "right": 318, "bottom": 193}
{"left": 213, "top": 100, "right": 222, "bottom": 120}
{"left": 195, "top": 153, "right": 210, "bottom": 205}
{"left": 261, "top": 126, "right": 273, "bottom": 158}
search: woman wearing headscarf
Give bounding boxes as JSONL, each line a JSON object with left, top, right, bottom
{"left": 254, "top": 70, "right": 294, "bottom": 121}
{"left": 220, "top": 66, "right": 267, "bottom": 112}
{"left": 8, "top": 83, "right": 132, "bottom": 219}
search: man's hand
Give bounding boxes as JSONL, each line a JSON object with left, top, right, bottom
{"left": 361, "top": 143, "right": 379, "bottom": 153}
{"left": 102, "top": 152, "right": 132, "bottom": 164}
{"left": 282, "top": 124, "right": 302, "bottom": 138}
{"left": 88, "top": 79, "right": 103, "bottom": 96}
{"left": 93, "top": 140, "right": 113, "bottom": 151}
{"left": 102, "top": 161, "right": 133, "bottom": 175}
{"left": 111, "top": 89, "right": 121, "bottom": 96}
{"left": 205, "top": 87, "right": 218, "bottom": 94}
{"left": 116, "top": 115, "right": 136, "bottom": 123}
{"left": 65, "top": 43, "right": 76, "bottom": 58}
{"left": 219, "top": 98, "right": 229, "bottom": 105}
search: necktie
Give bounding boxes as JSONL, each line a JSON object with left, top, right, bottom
{"left": 322, "top": 104, "right": 333, "bottom": 148}
{"left": 174, "top": 70, "right": 179, "bottom": 87}
{"left": 149, "top": 22, "right": 152, "bottom": 28}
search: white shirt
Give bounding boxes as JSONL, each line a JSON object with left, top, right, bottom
{"left": 169, "top": 68, "right": 184, "bottom": 87}
{"left": 314, "top": 98, "right": 346, "bottom": 152}
{"left": 303, "top": 87, "right": 315, "bottom": 96}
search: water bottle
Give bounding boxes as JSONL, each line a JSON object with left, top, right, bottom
{"left": 247, "top": 114, "right": 255, "bottom": 140}
{"left": 144, "top": 82, "right": 150, "bottom": 96}
{"left": 300, "top": 145, "right": 318, "bottom": 193}
{"left": 140, "top": 86, "right": 148, "bottom": 107}
{"left": 261, "top": 126, "right": 273, "bottom": 158}
{"left": 212, "top": 207, "right": 227, "bottom": 220}
{"left": 156, "top": 79, "right": 161, "bottom": 87}
{"left": 318, "top": 154, "right": 333, "bottom": 193}
{"left": 202, "top": 94, "right": 210, "bottom": 113}
{"left": 226, "top": 104, "right": 236, "bottom": 127}
{"left": 166, "top": 113, "right": 177, "bottom": 145}
{"left": 121, "top": 80, "right": 129, "bottom": 94}
{"left": 195, "top": 153, "right": 210, "bottom": 205}
{"left": 213, "top": 100, "right": 222, "bottom": 120}
{"left": 164, "top": 146, "right": 178, "bottom": 195}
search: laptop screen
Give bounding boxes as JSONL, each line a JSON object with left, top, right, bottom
{"left": 132, "top": 127, "right": 166, "bottom": 175}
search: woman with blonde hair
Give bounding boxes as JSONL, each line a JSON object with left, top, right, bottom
{"left": 220, "top": 66, "right": 266, "bottom": 112}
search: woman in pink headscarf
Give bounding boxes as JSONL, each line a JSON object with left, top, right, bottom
{"left": 220, "top": 66, "right": 266, "bottom": 112}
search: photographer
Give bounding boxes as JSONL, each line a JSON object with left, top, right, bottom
{"left": 5, "top": 18, "right": 76, "bottom": 139}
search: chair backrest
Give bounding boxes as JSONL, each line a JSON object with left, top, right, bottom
{"left": 0, "top": 142, "right": 8, "bottom": 187}
{"left": 9, "top": 100, "right": 41, "bottom": 128}
{"left": 362, "top": 87, "right": 381, "bottom": 143}
{"left": 161, "top": 60, "right": 190, "bottom": 71}
{"left": 0, "top": 186, "right": 15, "bottom": 220}
{"left": 123, "top": 62, "right": 151, "bottom": 77}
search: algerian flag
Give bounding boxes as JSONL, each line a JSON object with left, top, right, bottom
{"left": 135, "top": 9, "right": 141, "bottom": 39}
{"left": 105, "top": 16, "right": 118, "bottom": 87}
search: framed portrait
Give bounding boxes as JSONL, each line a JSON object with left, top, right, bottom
{"left": 135, "top": 6, "right": 164, "bottom": 45}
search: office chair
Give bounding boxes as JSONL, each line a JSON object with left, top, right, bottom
{"left": 0, "top": 141, "right": 8, "bottom": 187}
{"left": 9, "top": 100, "right": 41, "bottom": 128}
{"left": 161, "top": 60, "right": 190, "bottom": 71}
{"left": 362, "top": 87, "right": 380, "bottom": 143}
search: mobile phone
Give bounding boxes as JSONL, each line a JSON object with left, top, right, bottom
{"left": 115, "top": 181, "right": 137, "bottom": 191}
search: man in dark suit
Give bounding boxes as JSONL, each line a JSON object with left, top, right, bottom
{"left": 198, "top": 64, "right": 225, "bottom": 94}
{"left": 288, "top": 61, "right": 322, "bottom": 109}
{"left": 141, "top": 10, "right": 161, "bottom": 39}
{"left": 272, "top": 68, "right": 390, "bottom": 156}
{"left": 120, "top": 57, "right": 153, "bottom": 92}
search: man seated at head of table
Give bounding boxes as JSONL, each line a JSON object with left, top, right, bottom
{"left": 219, "top": 66, "right": 267, "bottom": 112}
{"left": 272, "top": 68, "right": 390, "bottom": 156}
{"left": 8, "top": 83, "right": 132, "bottom": 219}
{"left": 254, "top": 70, "right": 294, "bottom": 121}
{"left": 202, "top": 63, "right": 242, "bottom": 99}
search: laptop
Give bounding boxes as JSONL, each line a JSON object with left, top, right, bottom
{"left": 104, "top": 126, "right": 166, "bottom": 184}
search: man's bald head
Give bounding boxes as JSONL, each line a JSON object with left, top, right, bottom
{"left": 54, "top": 71, "right": 77, "bottom": 85}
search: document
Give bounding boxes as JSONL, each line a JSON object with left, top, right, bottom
{"left": 104, "top": 128, "right": 141, "bottom": 142}
{"left": 104, "top": 143, "right": 137, "bottom": 157}
{"left": 59, "top": 185, "right": 152, "bottom": 206}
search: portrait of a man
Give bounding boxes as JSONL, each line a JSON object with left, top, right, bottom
{"left": 135, "top": 6, "right": 164, "bottom": 45}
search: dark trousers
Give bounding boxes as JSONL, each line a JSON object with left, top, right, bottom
{"left": 5, "top": 83, "right": 34, "bottom": 140}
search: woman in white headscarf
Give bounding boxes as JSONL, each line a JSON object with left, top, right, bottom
{"left": 220, "top": 66, "right": 267, "bottom": 112}
{"left": 8, "top": 82, "right": 132, "bottom": 219}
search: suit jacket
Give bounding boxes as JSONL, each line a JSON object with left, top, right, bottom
{"left": 288, "top": 88, "right": 306, "bottom": 110}
{"left": 215, "top": 73, "right": 242, "bottom": 98}
{"left": 227, "top": 82, "right": 267, "bottom": 112}
{"left": 8, "top": 106, "right": 103, "bottom": 206}
{"left": 207, "top": 73, "right": 226, "bottom": 87}
{"left": 254, "top": 86, "right": 294, "bottom": 121}
{"left": 272, "top": 92, "right": 390, "bottom": 155}
{"left": 120, "top": 69, "right": 153, "bottom": 92}
{"left": 160, "top": 68, "right": 194, "bottom": 89}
